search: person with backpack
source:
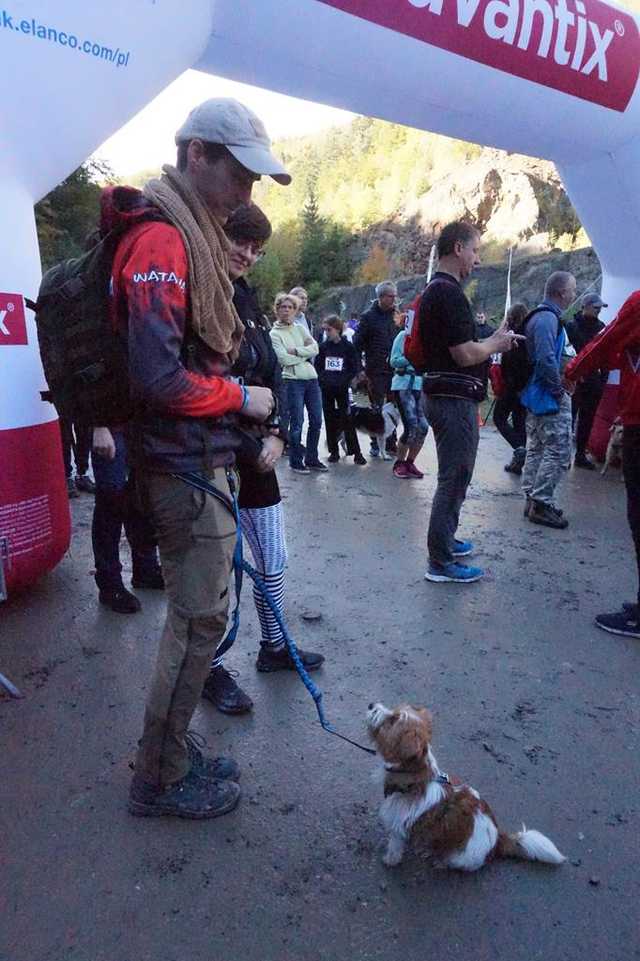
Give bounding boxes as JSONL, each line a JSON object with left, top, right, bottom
{"left": 316, "top": 314, "right": 366, "bottom": 464}
{"left": 95, "top": 99, "right": 287, "bottom": 820}
{"left": 520, "top": 271, "right": 576, "bottom": 529}
{"left": 408, "top": 221, "right": 521, "bottom": 584}
{"left": 389, "top": 313, "right": 429, "bottom": 479}
{"left": 566, "top": 292, "right": 608, "bottom": 470}
{"left": 564, "top": 289, "right": 640, "bottom": 638}
{"left": 200, "top": 204, "right": 324, "bottom": 715}
{"left": 354, "top": 280, "right": 398, "bottom": 458}
{"left": 494, "top": 302, "right": 529, "bottom": 475}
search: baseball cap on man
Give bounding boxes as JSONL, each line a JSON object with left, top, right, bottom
{"left": 175, "top": 98, "right": 291, "bottom": 185}
{"left": 582, "top": 292, "right": 608, "bottom": 308}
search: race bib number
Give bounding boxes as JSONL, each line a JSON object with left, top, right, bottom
{"left": 325, "top": 356, "right": 344, "bottom": 372}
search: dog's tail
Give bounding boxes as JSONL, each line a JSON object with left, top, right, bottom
{"left": 496, "top": 824, "right": 565, "bottom": 865}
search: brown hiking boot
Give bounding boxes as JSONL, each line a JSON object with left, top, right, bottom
{"left": 128, "top": 768, "right": 240, "bottom": 819}
{"left": 528, "top": 501, "right": 568, "bottom": 529}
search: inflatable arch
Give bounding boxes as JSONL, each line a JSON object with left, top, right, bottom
{"left": 1, "top": 0, "right": 638, "bottom": 596}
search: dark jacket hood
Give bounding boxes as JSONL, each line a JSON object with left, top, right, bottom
{"left": 99, "top": 185, "right": 158, "bottom": 238}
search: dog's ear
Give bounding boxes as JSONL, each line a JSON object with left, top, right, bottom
{"left": 396, "top": 725, "right": 428, "bottom": 763}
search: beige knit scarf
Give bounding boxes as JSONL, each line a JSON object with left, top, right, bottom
{"left": 143, "top": 165, "right": 244, "bottom": 362}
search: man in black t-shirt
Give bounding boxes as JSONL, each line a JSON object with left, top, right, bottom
{"left": 419, "top": 221, "right": 519, "bottom": 584}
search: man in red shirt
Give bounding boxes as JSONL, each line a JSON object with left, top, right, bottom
{"left": 565, "top": 291, "right": 640, "bottom": 638}
{"left": 109, "top": 99, "right": 291, "bottom": 818}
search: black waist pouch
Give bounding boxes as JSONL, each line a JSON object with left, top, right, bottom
{"left": 423, "top": 372, "right": 486, "bottom": 403}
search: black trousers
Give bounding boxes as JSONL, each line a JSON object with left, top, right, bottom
{"left": 59, "top": 414, "right": 92, "bottom": 477}
{"left": 623, "top": 426, "right": 640, "bottom": 607}
{"left": 493, "top": 393, "right": 526, "bottom": 450}
{"left": 572, "top": 382, "right": 604, "bottom": 456}
{"left": 321, "top": 385, "right": 362, "bottom": 457}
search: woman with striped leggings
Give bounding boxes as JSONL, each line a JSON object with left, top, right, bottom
{"left": 201, "top": 203, "right": 324, "bottom": 715}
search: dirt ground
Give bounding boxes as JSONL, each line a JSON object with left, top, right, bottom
{"left": 1, "top": 426, "right": 638, "bottom": 961}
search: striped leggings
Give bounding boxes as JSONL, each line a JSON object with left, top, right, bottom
{"left": 212, "top": 501, "right": 288, "bottom": 665}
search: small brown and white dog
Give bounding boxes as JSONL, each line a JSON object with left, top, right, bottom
{"left": 602, "top": 419, "right": 624, "bottom": 476}
{"left": 367, "top": 702, "right": 566, "bottom": 871}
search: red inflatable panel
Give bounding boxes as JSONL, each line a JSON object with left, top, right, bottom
{"left": 588, "top": 383, "right": 620, "bottom": 463}
{"left": 0, "top": 421, "right": 70, "bottom": 594}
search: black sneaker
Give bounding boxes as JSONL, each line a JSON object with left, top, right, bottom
{"left": 99, "top": 586, "right": 141, "bottom": 613}
{"left": 354, "top": 453, "right": 367, "bottom": 465}
{"left": 256, "top": 645, "right": 325, "bottom": 673}
{"left": 575, "top": 454, "right": 596, "bottom": 470}
{"left": 202, "top": 666, "right": 253, "bottom": 715}
{"left": 66, "top": 476, "right": 79, "bottom": 499}
{"left": 305, "top": 460, "right": 329, "bottom": 472}
{"left": 290, "top": 464, "right": 311, "bottom": 475}
{"left": 132, "top": 567, "right": 165, "bottom": 590}
{"left": 595, "top": 608, "right": 640, "bottom": 638}
{"left": 184, "top": 730, "right": 241, "bottom": 781}
{"left": 328, "top": 452, "right": 340, "bottom": 463}
{"left": 128, "top": 768, "right": 240, "bottom": 819}
{"left": 523, "top": 495, "right": 532, "bottom": 518}
{"left": 529, "top": 501, "right": 569, "bottom": 529}
{"left": 75, "top": 474, "right": 96, "bottom": 493}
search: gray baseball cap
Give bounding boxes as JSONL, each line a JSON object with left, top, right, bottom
{"left": 175, "top": 98, "right": 291, "bottom": 185}
{"left": 582, "top": 292, "right": 607, "bottom": 308}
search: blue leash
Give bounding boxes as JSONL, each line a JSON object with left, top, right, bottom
{"left": 174, "top": 470, "right": 376, "bottom": 756}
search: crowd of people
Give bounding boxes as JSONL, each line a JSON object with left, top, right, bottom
{"left": 56, "top": 96, "right": 639, "bottom": 821}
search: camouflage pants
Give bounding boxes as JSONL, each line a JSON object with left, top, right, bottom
{"left": 521, "top": 392, "right": 572, "bottom": 507}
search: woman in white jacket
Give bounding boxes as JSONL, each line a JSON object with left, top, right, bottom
{"left": 270, "top": 292, "right": 328, "bottom": 474}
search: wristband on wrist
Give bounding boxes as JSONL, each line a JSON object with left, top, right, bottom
{"left": 240, "top": 386, "right": 249, "bottom": 411}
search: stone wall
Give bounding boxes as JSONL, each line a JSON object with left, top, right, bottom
{"left": 313, "top": 246, "right": 602, "bottom": 323}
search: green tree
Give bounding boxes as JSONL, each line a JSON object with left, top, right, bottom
{"left": 298, "top": 188, "right": 326, "bottom": 290}
{"left": 35, "top": 159, "right": 114, "bottom": 269}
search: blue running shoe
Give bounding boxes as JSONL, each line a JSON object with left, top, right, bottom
{"left": 424, "top": 562, "right": 484, "bottom": 584}
{"left": 453, "top": 539, "right": 474, "bottom": 557}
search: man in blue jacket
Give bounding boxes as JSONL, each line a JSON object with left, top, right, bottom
{"left": 521, "top": 271, "right": 576, "bottom": 529}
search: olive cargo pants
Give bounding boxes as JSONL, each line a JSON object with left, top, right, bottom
{"left": 134, "top": 469, "right": 236, "bottom": 788}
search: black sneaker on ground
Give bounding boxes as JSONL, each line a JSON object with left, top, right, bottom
{"left": 305, "top": 460, "right": 329, "bottom": 472}
{"left": 290, "top": 464, "right": 311, "bottom": 474}
{"left": 528, "top": 501, "right": 569, "bottom": 529}
{"left": 523, "top": 495, "right": 532, "bottom": 518}
{"left": 201, "top": 665, "right": 253, "bottom": 714}
{"left": 132, "top": 567, "right": 165, "bottom": 590}
{"left": 354, "top": 453, "right": 367, "bottom": 465}
{"left": 595, "top": 608, "right": 640, "bottom": 638}
{"left": 128, "top": 767, "right": 240, "bottom": 819}
{"left": 327, "top": 452, "right": 340, "bottom": 463}
{"left": 75, "top": 474, "right": 96, "bottom": 493}
{"left": 504, "top": 458, "right": 523, "bottom": 475}
{"left": 574, "top": 454, "right": 596, "bottom": 470}
{"left": 184, "top": 730, "right": 241, "bottom": 780}
{"left": 99, "top": 586, "right": 141, "bottom": 614}
{"left": 66, "top": 476, "right": 79, "bottom": 499}
{"left": 256, "top": 645, "right": 325, "bottom": 673}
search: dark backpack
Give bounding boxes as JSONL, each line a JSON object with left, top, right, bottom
{"left": 29, "top": 213, "right": 164, "bottom": 426}
{"left": 500, "top": 305, "right": 556, "bottom": 393}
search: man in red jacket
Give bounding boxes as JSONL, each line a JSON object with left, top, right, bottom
{"left": 111, "top": 99, "right": 291, "bottom": 819}
{"left": 564, "top": 291, "right": 640, "bottom": 638}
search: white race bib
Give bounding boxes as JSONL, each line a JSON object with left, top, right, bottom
{"left": 325, "top": 356, "right": 344, "bottom": 372}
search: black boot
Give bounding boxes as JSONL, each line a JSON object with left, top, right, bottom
{"left": 132, "top": 566, "right": 165, "bottom": 590}
{"left": 202, "top": 665, "right": 253, "bottom": 714}
{"left": 256, "top": 645, "right": 325, "bottom": 673}
{"left": 99, "top": 584, "right": 141, "bottom": 613}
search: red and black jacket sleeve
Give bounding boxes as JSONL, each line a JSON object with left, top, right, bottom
{"left": 113, "top": 221, "right": 245, "bottom": 418}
